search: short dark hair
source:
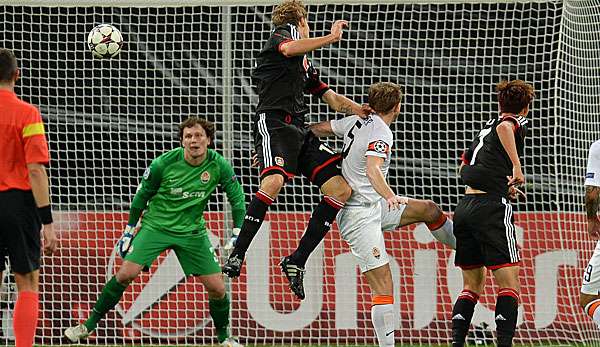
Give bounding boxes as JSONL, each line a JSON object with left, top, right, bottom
{"left": 272, "top": 0, "right": 307, "bottom": 27}
{"left": 0, "top": 48, "right": 18, "bottom": 83}
{"left": 178, "top": 117, "right": 215, "bottom": 142}
{"left": 368, "top": 82, "right": 403, "bottom": 114}
{"left": 496, "top": 80, "right": 535, "bottom": 114}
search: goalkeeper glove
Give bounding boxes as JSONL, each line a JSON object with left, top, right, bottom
{"left": 116, "top": 225, "right": 136, "bottom": 258}
{"left": 224, "top": 227, "right": 241, "bottom": 251}
{"left": 304, "top": 64, "right": 330, "bottom": 98}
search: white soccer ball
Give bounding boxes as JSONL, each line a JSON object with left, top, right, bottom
{"left": 87, "top": 24, "right": 123, "bottom": 59}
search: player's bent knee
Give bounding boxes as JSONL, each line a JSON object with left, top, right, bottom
{"left": 424, "top": 200, "right": 441, "bottom": 222}
{"left": 260, "top": 173, "right": 285, "bottom": 197}
{"left": 321, "top": 176, "right": 352, "bottom": 202}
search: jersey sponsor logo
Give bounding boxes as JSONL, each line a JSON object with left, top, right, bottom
{"left": 275, "top": 156, "right": 285, "bottom": 167}
{"left": 368, "top": 140, "right": 390, "bottom": 154}
{"left": 143, "top": 167, "right": 151, "bottom": 180}
{"left": 182, "top": 191, "right": 206, "bottom": 199}
{"left": 372, "top": 247, "right": 381, "bottom": 259}
{"left": 587, "top": 172, "right": 595, "bottom": 179}
{"left": 200, "top": 171, "right": 210, "bottom": 184}
{"left": 170, "top": 187, "right": 183, "bottom": 195}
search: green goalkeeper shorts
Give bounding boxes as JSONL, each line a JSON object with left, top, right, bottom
{"left": 124, "top": 226, "right": 221, "bottom": 276}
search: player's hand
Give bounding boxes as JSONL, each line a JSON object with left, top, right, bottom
{"left": 357, "top": 103, "right": 374, "bottom": 119}
{"left": 224, "top": 227, "right": 241, "bottom": 251}
{"left": 508, "top": 165, "right": 525, "bottom": 186}
{"left": 42, "top": 224, "right": 58, "bottom": 256}
{"left": 588, "top": 216, "right": 600, "bottom": 240}
{"left": 251, "top": 150, "right": 260, "bottom": 168}
{"left": 117, "top": 225, "right": 136, "bottom": 258}
{"left": 386, "top": 195, "right": 408, "bottom": 211}
{"left": 508, "top": 185, "right": 526, "bottom": 201}
{"left": 329, "top": 20, "right": 348, "bottom": 43}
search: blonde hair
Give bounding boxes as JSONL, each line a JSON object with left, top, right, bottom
{"left": 368, "top": 82, "right": 403, "bottom": 114}
{"left": 272, "top": 0, "right": 307, "bottom": 27}
{"left": 496, "top": 80, "right": 535, "bottom": 114}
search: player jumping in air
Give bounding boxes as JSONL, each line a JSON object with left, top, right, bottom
{"left": 222, "top": 0, "right": 369, "bottom": 300}
{"left": 309, "top": 82, "right": 455, "bottom": 347}
{"left": 451, "top": 80, "right": 535, "bottom": 347}
{"left": 64, "top": 117, "right": 245, "bottom": 347}
{"left": 579, "top": 139, "right": 600, "bottom": 326}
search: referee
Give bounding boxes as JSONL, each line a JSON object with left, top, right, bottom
{"left": 0, "top": 48, "right": 58, "bottom": 347}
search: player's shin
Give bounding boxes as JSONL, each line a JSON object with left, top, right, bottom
{"left": 584, "top": 298, "right": 600, "bottom": 326}
{"left": 13, "top": 291, "right": 39, "bottom": 347}
{"left": 84, "top": 276, "right": 128, "bottom": 332}
{"left": 427, "top": 213, "right": 456, "bottom": 249}
{"left": 230, "top": 190, "right": 273, "bottom": 258}
{"left": 371, "top": 295, "right": 395, "bottom": 347}
{"left": 451, "top": 289, "right": 480, "bottom": 347}
{"left": 288, "top": 195, "right": 344, "bottom": 267}
{"left": 495, "top": 288, "right": 519, "bottom": 347}
{"left": 209, "top": 293, "right": 231, "bottom": 343}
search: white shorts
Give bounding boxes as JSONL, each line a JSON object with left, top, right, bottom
{"left": 381, "top": 198, "right": 407, "bottom": 231}
{"left": 336, "top": 201, "right": 406, "bottom": 273}
{"left": 582, "top": 240, "right": 600, "bottom": 295}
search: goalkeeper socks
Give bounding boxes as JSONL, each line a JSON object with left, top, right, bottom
{"left": 427, "top": 214, "right": 456, "bottom": 249}
{"left": 584, "top": 298, "right": 600, "bottom": 326}
{"left": 371, "top": 295, "right": 394, "bottom": 347}
{"left": 231, "top": 190, "right": 273, "bottom": 258}
{"left": 84, "top": 276, "right": 128, "bottom": 332}
{"left": 289, "top": 196, "right": 343, "bottom": 267}
{"left": 451, "top": 289, "right": 479, "bottom": 347}
{"left": 14, "top": 290, "right": 39, "bottom": 347}
{"left": 209, "top": 294, "right": 230, "bottom": 343}
{"left": 495, "top": 288, "right": 519, "bottom": 347}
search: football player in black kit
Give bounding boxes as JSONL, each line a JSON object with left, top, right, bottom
{"left": 222, "top": 0, "right": 369, "bottom": 300}
{"left": 450, "top": 80, "right": 535, "bottom": 347}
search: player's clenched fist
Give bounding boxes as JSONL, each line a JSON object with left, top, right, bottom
{"left": 329, "top": 20, "right": 348, "bottom": 43}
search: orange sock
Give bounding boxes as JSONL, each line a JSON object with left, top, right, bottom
{"left": 14, "top": 291, "right": 39, "bottom": 347}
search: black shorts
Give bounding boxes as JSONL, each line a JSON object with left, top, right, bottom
{"left": 453, "top": 194, "right": 520, "bottom": 270}
{"left": 0, "top": 189, "right": 42, "bottom": 273}
{"left": 253, "top": 111, "right": 341, "bottom": 188}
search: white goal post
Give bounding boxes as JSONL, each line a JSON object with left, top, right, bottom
{"left": 0, "top": 0, "right": 599, "bottom": 345}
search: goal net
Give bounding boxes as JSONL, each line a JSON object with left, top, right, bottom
{"left": 0, "top": 0, "right": 599, "bottom": 345}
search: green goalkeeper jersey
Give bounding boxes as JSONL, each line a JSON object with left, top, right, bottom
{"left": 127, "top": 147, "right": 246, "bottom": 235}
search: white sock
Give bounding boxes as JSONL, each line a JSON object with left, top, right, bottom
{"left": 372, "top": 303, "right": 395, "bottom": 347}
{"left": 429, "top": 218, "right": 456, "bottom": 249}
{"left": 584, "top": 299, "right": 600, "bottom": 326}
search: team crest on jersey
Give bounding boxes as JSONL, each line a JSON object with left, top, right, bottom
{"left": 200, "top": 171, "right": 211, "bottom": 183}
{"left": 372, "top": 247, "right": 381, "bottom": 259}
{"left": 368, "top": 140, "right": 390, "bottom": 154}
{"left": 143, "top": 167, "right": 151, "bottom": 180}
{"left": 275, "top": 156, "right": 285, "bottom": 167}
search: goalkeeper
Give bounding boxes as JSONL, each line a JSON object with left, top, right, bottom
{"left": 64, "top": 117, "right": 245, "bottom": 347}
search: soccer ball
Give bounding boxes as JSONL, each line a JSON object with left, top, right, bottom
{"left": 87, "top": 24, "right": 123, "bottom": 59}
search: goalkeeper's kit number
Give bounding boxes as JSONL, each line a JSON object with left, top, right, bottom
{"left": 117, "top": 225, "right": 136, "bottom": 258}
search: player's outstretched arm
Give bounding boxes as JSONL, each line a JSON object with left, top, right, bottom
{"left": 280, "top": 20, "right": 348, "bottom": 57}
{"left": 309, "top": 121, "right": 335, "bottom": 138}
{"left": 321, "top": 90, "right": 371, "bottom": 117}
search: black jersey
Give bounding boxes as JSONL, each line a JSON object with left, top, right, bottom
{"left": 461, "top": 115, "right": 528, "bottom": 196}
{"left": 252, "top": 24, "right": 310, "bottom": 117}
